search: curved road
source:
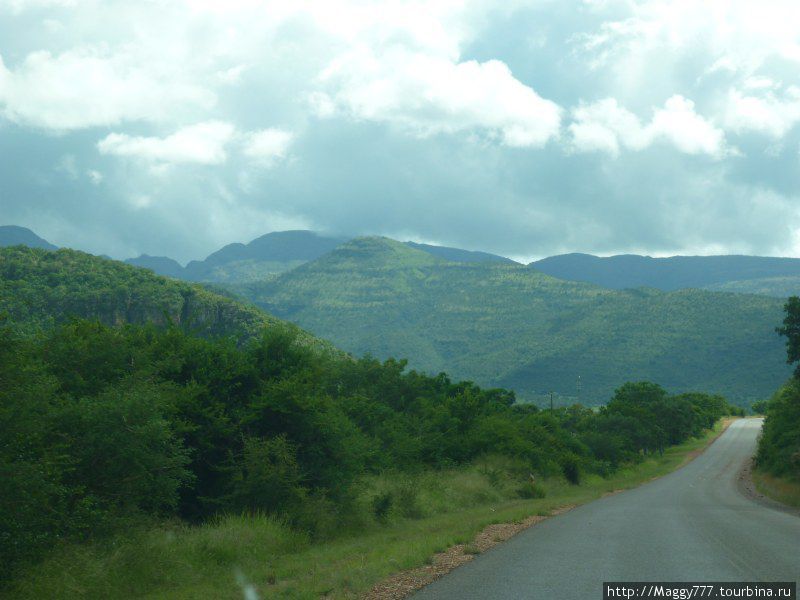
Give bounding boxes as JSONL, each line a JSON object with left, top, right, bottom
{"left": 415, "top": 419, "right": 799, "bottom": 599}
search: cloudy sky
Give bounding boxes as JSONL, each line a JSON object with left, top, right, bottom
{"left": 2, "top": 0, "right": 800, "bottom": 263}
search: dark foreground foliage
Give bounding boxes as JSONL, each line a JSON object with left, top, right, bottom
{"left": 0, "top": 320, "right": 737, "bottom": 582}
{"left": 757, "top": 296, "right": 800, "bottom": 480}
{"left": 756, "top": 382, "right": 800, "bottom": 479}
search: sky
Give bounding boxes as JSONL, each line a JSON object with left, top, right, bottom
{"left": 2, "top": 0, "right": 800, "bottom": 263}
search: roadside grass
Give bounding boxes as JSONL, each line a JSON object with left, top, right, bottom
{"left": 752, "top": 470, "right": 800, "bottom": 508}
{"left": 6, "top": 421, "right": 728, "bottom": 600}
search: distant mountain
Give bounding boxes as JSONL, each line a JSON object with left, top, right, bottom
{"left": 0, "top": 225, "right": 57, "bottom": 250}
{"left": 182, "top": 230, "right": 348, "bottom": 283}
{"left": 405, "top": 241, "right": 516, "bottom": 264}
{"left": 531, "top": 253, "right": 800, "bottom": 295}
{"left": 238, "top": 237, "right": 791, "bottom": 406}
{"left": 704, "top": 276, "right": 800, "bottom": 298}
{"left": 125, "top": 254, "right": 185, "bottom": 279}
{"left": 0, "top": 246, "right": 331, "bottom": 353}
{"left": 140, "top": 231, "right": 516, "bottom": 284}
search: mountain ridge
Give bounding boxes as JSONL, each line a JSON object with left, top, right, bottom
{"left": 0, "top": 225, "right": 58, "bottom": 250}
{"left": 240, "top": 237, "right": 791, "bottom": 406}
{"left": 5, "top": 224, "right": 800, "bottom": 297}
{"left": 531, "top": 252, "right": 800, "bottom": 295}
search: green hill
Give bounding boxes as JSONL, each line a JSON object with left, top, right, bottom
{"left": 531, "top": 252, "right": 800, "bottom": 293}
{"left": 122, "top": 231, "right": 517, "bottom": 284}
{"left": 705, "top": 276, "right": 800, "bottom": 298}
{"left": 182, "top": 230, "right": 348, "bottom": 283}
{"left": 239, "top": 237, "right": 791, "bottom": 405}
{"left": 405, "top": 241, "right": 516, "bottom": 264}
{"left": 0, "top": 246, "right": 328, "bottom": 350}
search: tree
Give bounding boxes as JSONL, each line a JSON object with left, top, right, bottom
{"left": 776, "top": 296, "right": 800, "bottom": 377}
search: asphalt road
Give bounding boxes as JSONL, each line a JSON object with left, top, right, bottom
{"left": 415, "top": 419, "right": 799, "bottom": 599}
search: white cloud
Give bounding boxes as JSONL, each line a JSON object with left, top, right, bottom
{"left": 651, "top": 96, "right": 726, "bottom": 155}
{"left": 97, "top": 121, "right": 236, "bottom": 165}
{"left": 56, "top": 153, "right": 78, "bottom": 179}
{"left": 0, "top": 0, "right": 556, "bottom": 152}
{"left": 724, "top": 86, "right": 800, "bottom": 138}
{"left": 318, "top": 49, "right": 562, "bottom": 147}
{"left": 579, "top": 0, "right": 800, "bottom": 77}
{"left": 87, "top": 169, "right": 103, "bottom": 184}
{"left": 0, "top": 0, "right": 77, "bottom": 13}
{"left": 129, "top": 194, "right": 152, "bottom": 210}
{"left": 242, "top": 128, "right": 293, "bottom": 165}
{"left": 575, "top": 0, "right": 800, "bottom": 143}
{"left": 216, "top": 64, "right": 247, "bottom": 85}
{"left": 0, "top": 49, "right": 215, "bottom": 131}
{"left": 569, "top": 98, "right": 645, "bottom": 156}
{"left": 98, "top": 122, "right": 294, "bottom": 169}
{"left": 570, "top": 95, "right": 726, "bottom": 157}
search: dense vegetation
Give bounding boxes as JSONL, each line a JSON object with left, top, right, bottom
{"left": 705, "top": 276, "right": 800, "bottom": 298}
{"left": 124, "top": 230, "right": 514, "bottom": 283}
{"left": 404, "top": 241, "right": 514, "bottom": 264}
{"left": 0, "top": 317, "right": 738, "bottom": 584}
{"left": 0, "top": 246, "right": 327, "bottom": 352}
{"left": 756, "top": 297, "right": 800, "bottom": 482}
{"left": 180, "top": 230, "right": 347, "bottom": 283}
{"left": 532, "top": 252, "right": 800, "bottom": 294}
{"left": 8, "top": 224, "right": 800, "bottom": 297}
{"left": 238, "top": 237, "right": 791, "bottom": 405}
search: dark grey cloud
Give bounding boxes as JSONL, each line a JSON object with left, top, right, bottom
{"left": 2, "top": 0, "right": 800, "bottom": 263}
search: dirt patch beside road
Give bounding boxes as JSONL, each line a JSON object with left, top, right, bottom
{"left": 364, "top": 505, "right": 576, "bottom": 600}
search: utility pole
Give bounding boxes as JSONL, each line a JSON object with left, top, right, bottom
{"left": 576, "top": 375, "right": 582, "bottom": 402}
{"left": 549, "top": 391, "right": 554, "bottom": 412}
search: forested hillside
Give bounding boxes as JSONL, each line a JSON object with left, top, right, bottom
{"left": 239, "top": 237, "right": 791, "bottom": 405}
{"left": 126, "top": 231, "right": 515, "bottom": 283}
{"left": 181, "top": 230, "right": 348, "bottom": 283}
{"left": 404, "top": 241, "right": 515, "bottom": 264}
{"left": 756, "top": 298, "right": 800, "bottom": 492}
{"left": 0, "top": 246, "right": 325, "bottom": 350}
{"left": 705, "top": 276, "right": 800, "bottom": 298}
{"left": 532, "top": 253, "right": 800, "bottom": 295}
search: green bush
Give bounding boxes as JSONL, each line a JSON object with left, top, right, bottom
{"left": 0, "top": 317, "right": 731, "bottom": 583}
{"left": 394, "top": 479, "right": 424, "bottom": 519}
{"left": 562, "top": 457, "right": 581, "bottom": 485}
{"left": 756, "top": 382, "right": 800, "bottom": 480}
{"left": 516, "top": 481, "right": 547, "bottom": 499}
{"left": 230, "top": 435, "right": 306, "bottom": 515}
{"left": 370, "top": 491, "right": 394, "bottom": 523}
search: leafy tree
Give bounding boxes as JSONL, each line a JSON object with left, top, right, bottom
{"left": 0, "top": 317, "right": 730, "bottom": 581}
{"left": 756, "top": 382, "right": 800, "bottom": 479}
{"left": 776, "top": 296, "right": 800, "bottom": 377}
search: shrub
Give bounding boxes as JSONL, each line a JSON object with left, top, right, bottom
{"left": 291, "top": 494, "right": 340, "bottom": 539}
{"left": 230, "top": 435, "right": 305, "bottom": 515}
{"left": 562, "top": 457, "right": 581, "bottom": 485}
{"left": 370, "top": 491, "right": 393, "bottom": 523}
{"left": 394, "top": 479, "right": 424, "bottom": 519}
{"left": 516, "top": 481, "right": 546, "bottom": 499}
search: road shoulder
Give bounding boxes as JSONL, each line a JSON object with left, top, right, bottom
{"left": 364, "top": 419, "right": 736, "bottom": 600}
{"left": 737, "top": 458, "right": 800, "bottom": 517}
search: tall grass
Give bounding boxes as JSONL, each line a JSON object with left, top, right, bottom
{"left": 752, "top": 470, "right": 800, "bottom": 508}
{"left": 6, "top": 423, "right": 727, "bottom": 600}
